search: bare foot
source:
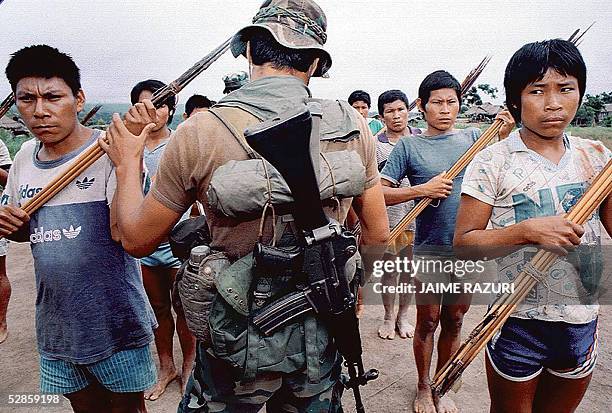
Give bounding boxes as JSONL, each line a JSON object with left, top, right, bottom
{"left": 145, "top": 368, "right": 178, "bottom": 401}
{"left": 377, "top": 319, "right": 396, "bottom": 339}
{"left": 0, "top": 324, "right": 7, "bottom": 344}
{"left": 434, "top": 394, "right": 458, "bottom": 413}
{"left": 414, "top": 384, "right": 436, "bottom": 413}
{"left": 396, "top": 316, "right": 415, "bottom": 339}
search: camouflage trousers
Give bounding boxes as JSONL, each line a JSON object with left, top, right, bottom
{"left": 177, "top": 343, "right": 344, "bottom": 413}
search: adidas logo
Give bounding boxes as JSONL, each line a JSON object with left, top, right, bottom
{"left": 76, "top": 177, "right": 95, "bottom": 190}
{"left": 62, "top": 225, "right": 82, "bottom": 239}
{"left": 18, "top": 184, "right": 43, "bottom": 199}
{"left": 30, "top": 225, "right": 82, "bottom": 244}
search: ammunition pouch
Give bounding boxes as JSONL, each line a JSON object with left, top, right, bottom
{"left": 253, "top": 243, "right": 304, "bottom": 277}
{"left": 209, "top": 253, "right": 338, "bottom": 383}
{"left": 250, "top": 221, "right": 359, "bottom": 336}
{"left": 207, "top": 150, "right": 365, "bottom": 218}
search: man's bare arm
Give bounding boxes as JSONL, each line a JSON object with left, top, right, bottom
{"left": 381, "top": 173, "right": 452, "bottom": 206}
{"left": 101, "top": 114, "right": 183, "bottom": 257}
{"left": 454, "top": 194, "right": 584, "bottom": 258}
{"left": 113, "top": 193, "right": 181, "bottom": 257}
{"left": 352, "top": 182, "right": 389, "bottom": 246}
{"left": 381, "top": 181, "right": 427, "bottom": 205}
{"left": 351, "top": 182, "right": 389, "bottom": 283}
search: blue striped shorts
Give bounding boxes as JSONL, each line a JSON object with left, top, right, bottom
{"left": 39, "top": 345, "right": 157, "bottom": 394}
{"left": 140, "top": 242, "right": 181, "bottom": 268}
{"left": 487, "top": 317, "right": 598, "bottom": 382}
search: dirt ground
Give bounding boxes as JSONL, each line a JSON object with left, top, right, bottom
{"left": 1, "top": 242, "right": 610, "bottom": 413}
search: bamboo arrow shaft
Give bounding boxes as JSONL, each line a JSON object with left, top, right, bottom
{"left": 432, "top": 159, "right": 612, "bottom": 396}
{"left": 388, "top": 120, "right": 503, "bottom": 244}
{"left": 17, "top": 37, "right": 231, "bottom": 216}
{"left": 0, "top": 92, "right": 14, "bottom": 119}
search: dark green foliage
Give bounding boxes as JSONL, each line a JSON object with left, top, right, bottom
{"left": 462, "top": 83, "right": 499, "bottom": 107}
{"left": 573, "top": 93, "right": 609, "bottom": 126}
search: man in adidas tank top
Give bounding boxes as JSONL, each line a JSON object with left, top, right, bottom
{"left": 0, "top": 45, "right": 156, "bottom": 413}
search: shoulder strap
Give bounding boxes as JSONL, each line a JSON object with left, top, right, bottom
{"left": 208, "top": 107, "right": 259, "bottom": 159}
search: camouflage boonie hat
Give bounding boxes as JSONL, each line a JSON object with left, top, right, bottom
{"left": 230, "top": 0, "right": 332, "bottom": 77}
{"left": 223, "top": 70, "right": 249, "bottom": 94}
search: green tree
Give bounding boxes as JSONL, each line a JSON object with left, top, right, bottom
{"left": 478, "top": 84, "right": 498, "bottom": 100}
{"left": 573, "top": 105, "right": 597, "bottom": 126}
{"left": 462, "top": 84, "right": 499, "bottom": 107}
{"left": 584, "top": 94, "right": 604, "bottom": 112}
{"left": 572, "top": 94, "right": 608, "bottom": 126}
{"left": 463, "top": 86, "right": 482, "bottom": 106}
{"left": 599, "top": 91, "right": 612, "bottom": 104}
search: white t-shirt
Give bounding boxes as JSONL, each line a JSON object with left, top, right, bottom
{"left": 375, "top": 133, "right": 415, "bottom": 231}
{"left": 0, "top": 138, "right": 13, "bottom": 254}
{"left": 0, "top": 138, "right": 12, "bottom": 168}
{"left": 462, "top": 131, "right": 611, "bottom": 324}
{"left": 0, "top": 130, "right": 156, "bottom": 363}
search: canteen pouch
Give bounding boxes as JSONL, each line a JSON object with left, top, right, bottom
{"left": 177, "top": 251, "right": 230, "bottom": 345}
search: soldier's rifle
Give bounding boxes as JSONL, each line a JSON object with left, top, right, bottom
{"left": 244, "top": 103, "right": 378, "bottom": 413}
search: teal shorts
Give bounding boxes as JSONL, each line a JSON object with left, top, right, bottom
{"left": 39, "top": 345, "right": 157, "bottom": 395}
{"left": 140, "top": 242, "right": 181, "bottom": 268}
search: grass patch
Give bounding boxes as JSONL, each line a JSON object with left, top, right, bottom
{"left": 0, "top": 129, "right": 33, "bottom": 158}
{"left": 566, "top": 126, "right": 612, "bottom": 149}
{"left": 413, "top": 121, "right": 612, "bottom": 149}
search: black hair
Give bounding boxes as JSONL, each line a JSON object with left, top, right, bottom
{"left": 248, "top": 29, "right": 320, "bottom": 73}
{"left": 185, "top": 94, "right": 213, "bottom": 117}
{"left": 377, "top": 90, "right": 409, "bottom": 116}
{"left": 418, "top": 70, "right": 461, "bottom": 112}
{"left": 504, "top": 39, "right": 586, "bottom": 122}
{"left": 130, "top": 79, "right": 176, "bottom": 125}
{"left": 5, "top": 44, "right": 81, "bottom": 96}
{"left": 348, "top": 90, "right": 371, "bottom": 107}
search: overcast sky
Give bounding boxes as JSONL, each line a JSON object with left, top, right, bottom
{"left": 0, "top": 0, "right": 610, "bottom": 108}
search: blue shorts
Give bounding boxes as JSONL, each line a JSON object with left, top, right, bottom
{"left": 140, "top": 242, "right": 181, "bottom": 268}
{"left": 487, "top": 317, "right": 598, "bottom": 382}
{"left": 39, "top": 345, "right": 157, "bottom": 394}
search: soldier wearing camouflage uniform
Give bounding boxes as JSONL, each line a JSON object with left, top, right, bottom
{"left": 222, "top": 71, "right": 249, "bottom": 94}
{"left": 101, "top": 0, "right": 389, "bottom": 411}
